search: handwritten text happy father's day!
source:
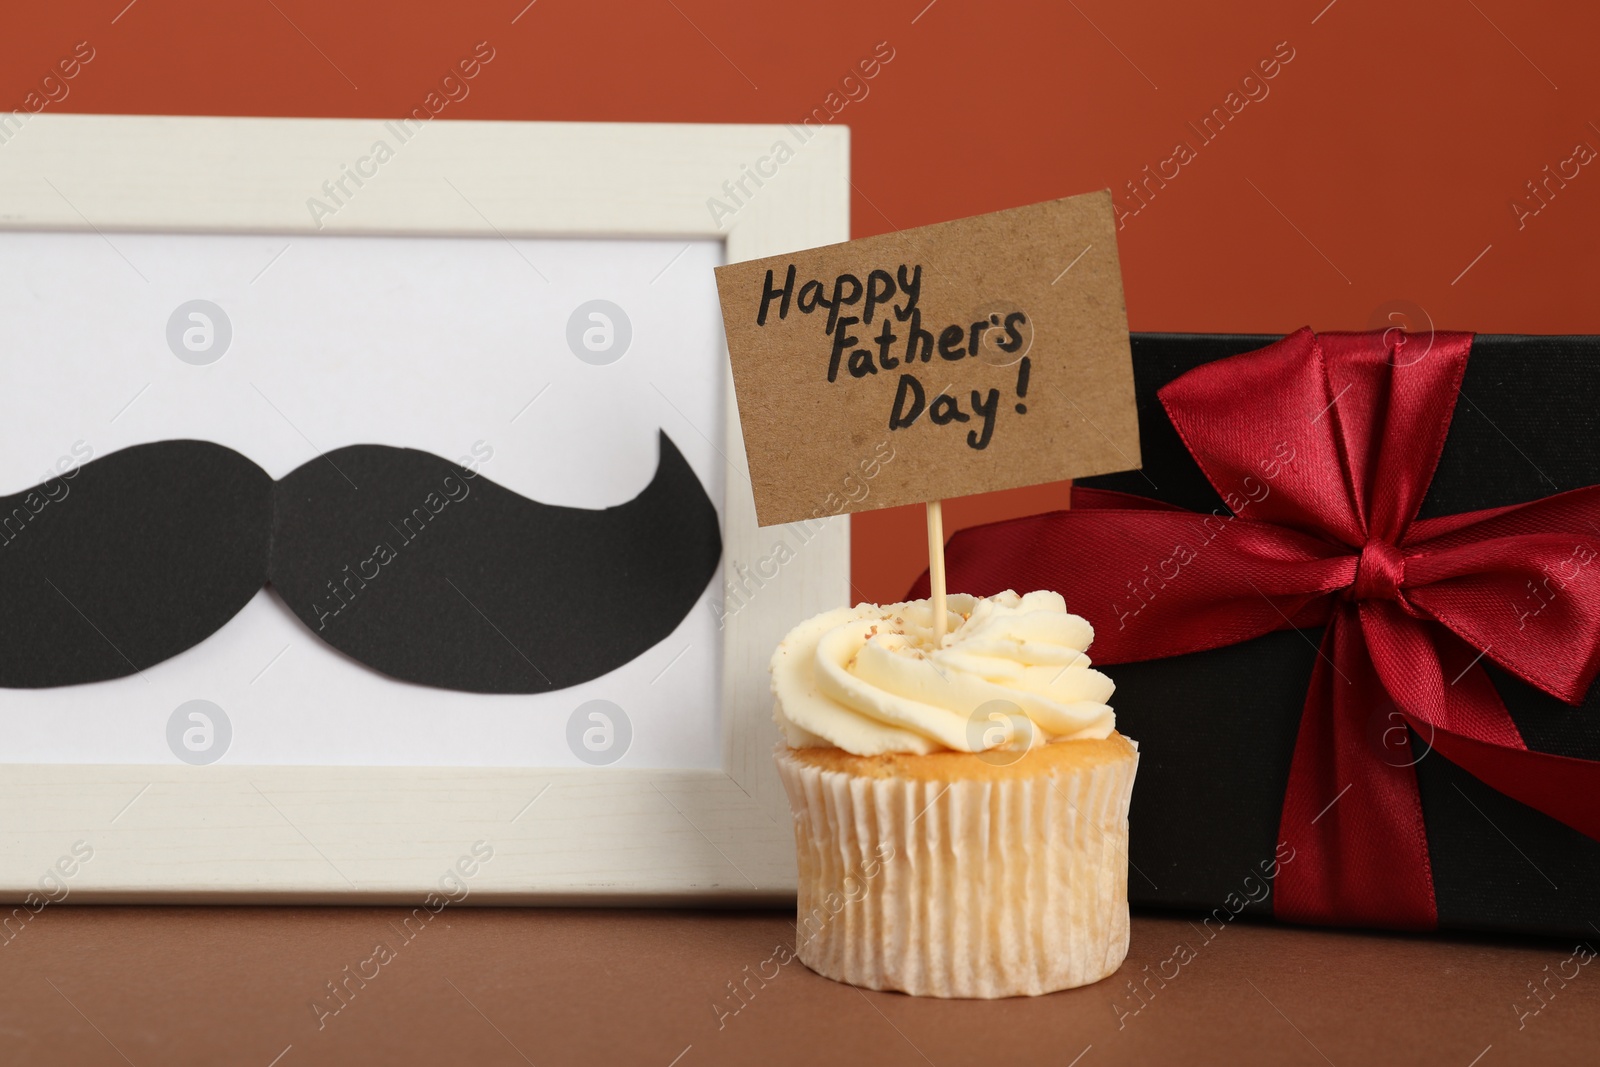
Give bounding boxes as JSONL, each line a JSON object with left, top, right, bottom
{"left": 754, "top": 264, "right": 1032, "bottom": 451}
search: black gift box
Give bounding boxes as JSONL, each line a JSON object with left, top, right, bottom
{"left": 1076, "top": 333, "right": 1600, "bottom": 937}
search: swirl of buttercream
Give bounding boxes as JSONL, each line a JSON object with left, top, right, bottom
{"left": 771, "top": 589, "right": 1115, "bottom": 756}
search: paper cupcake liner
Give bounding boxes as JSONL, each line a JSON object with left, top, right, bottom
{"left": 774, "top": 744, "right": 1137, "bottom": 998}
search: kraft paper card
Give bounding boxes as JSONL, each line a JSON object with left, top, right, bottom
{"left": 715, "top": 190, "right": 1140, "bottom": 527}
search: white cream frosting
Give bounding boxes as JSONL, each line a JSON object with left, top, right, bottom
{"left": 771, "top": 589, "right": 1115, "bottom": 756}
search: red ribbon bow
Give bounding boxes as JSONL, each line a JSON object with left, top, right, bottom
{"left": 920, "top": 328, "right": 1600, "bottom": 928}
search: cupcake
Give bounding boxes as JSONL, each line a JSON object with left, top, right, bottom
{"left": 771, "top": 589, "right": 1137, "bottom": 998}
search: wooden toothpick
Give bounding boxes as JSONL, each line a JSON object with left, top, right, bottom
{"left": 926, "top": 500, "right": 947, "bottom": 645}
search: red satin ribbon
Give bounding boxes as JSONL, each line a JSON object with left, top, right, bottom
{"left": 915, "top": 328, "right": 1600, "bottom": 929}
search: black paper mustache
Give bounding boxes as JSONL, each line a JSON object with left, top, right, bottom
{"left": 0, "top": 433, "right": 721, "bottom": 692}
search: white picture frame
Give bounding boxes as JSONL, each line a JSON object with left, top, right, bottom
{"left": 0, "top": 114, "right": 850, "bottom": 904}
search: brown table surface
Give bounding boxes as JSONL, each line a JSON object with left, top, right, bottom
{"left": 3, "top": 907, "right": 1593, "bottom": 1066}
